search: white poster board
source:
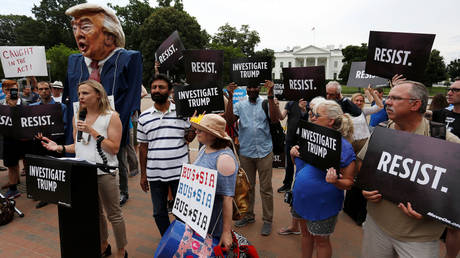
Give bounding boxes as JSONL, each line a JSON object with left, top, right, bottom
{"left": 173, "top": 163, "right": 217, "bottom": 238}
{"left": 0, "top": 46, "right": 48, "bottom": 78}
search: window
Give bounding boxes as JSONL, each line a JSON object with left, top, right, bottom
{"left": 334, "top": 73, "right": 337, "bottom": 80}
{"left": 280, "top": 73, "right": 283, "bottom": 80}
{"left": 288, "top": 62, "right": 292, "bottom": 68}
{"left": 272, "top": 73, "right": 275, "bottom": 79}
{"left": 334, "top": 61, "right": 338, "bottom": 68}
{"left": 280, "top": 62, "right": 284, "bottom": 68}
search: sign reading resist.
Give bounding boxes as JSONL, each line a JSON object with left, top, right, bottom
{"left": 26, "top": 155, "right": 72, "bottom": 206}
{"left": 0, "top": 46, "right": 48, "bottom": 78}
{"left": 356, "top": 126, "right": 460, "bottom": 229}
{"left": 282, "top": 66, "right": 326, "bottom": 101}
{"left": 230, "top": 57, "right": 272, "bottom": 86}
{"left": 296, "top": 120, "right": 342, "bottom": 171}
{"left": 155, "top": 31, "right": 185, "bottom": 73}
{"left": 346, "top": 61, "right": 388, "bottom": 88}
{"left": 365, "top": 31, "right": 435, "bottom": 80}
{"left": 173, "top": 163, "right": 217, "bottom": 238}
{"left": 0, "top": 104, "right": 64, "bottom": 139}
{"left": 174, "top": 81, "right": 225, "bottom": 117}
{"left": 184, "top": 50, "right": 224, "bottom": 86}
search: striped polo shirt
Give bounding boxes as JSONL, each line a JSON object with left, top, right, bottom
{"left": 137, "top": 103, "right": 190, "bottom": 181}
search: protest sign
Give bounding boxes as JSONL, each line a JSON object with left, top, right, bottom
{"left": 0, "top": 46, "right": 48, "bottom": 78}
{"left": 0, "top": 104, "right": 64, "bottom": 139}
{"left": 296, "top": 120, "right": 342, "bottom": 171}
{"left": 174, "top": 81, "right": 225, "bottom": 117}
{"left": 273, "top": 152, "right": 286, "bottom": 168}
{"left": 365, "top": 31, "right": 435, "bottom": 80}
{"left": 230, "top": 57, "right": 272, "bottom": 86}
{"left": 282, "top": 66, "right": 325, "bottom": 101}
{"left": 346, "top": 61, "right": 388, "bottom": 88}
{"left": 26, "top": 155, "right": 72, "bottom": 206}
{"left": 356, "top": 126, "right": 460, "bottom": 229}
{"left": 223, "top": 87, "right": 247, "bottom": 104}
{"left": 173, "top": 163, "right": 217, "bottom": 238}
{"left": 155, "top": 31, "right": 185, "bottom": 73}
{"left": 184, "top": 50, "right": 224, "bottom": 86}
{"left": 274, "top": 79, "right": 286, "bottom": 100}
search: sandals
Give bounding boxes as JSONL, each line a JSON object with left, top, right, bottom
{"left": 278, "top": 227, "right": 301, "bottom": 235}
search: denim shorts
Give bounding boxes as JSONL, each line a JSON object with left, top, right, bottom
{"left": 306, "top": 215, "right": 338, "bottom": 236}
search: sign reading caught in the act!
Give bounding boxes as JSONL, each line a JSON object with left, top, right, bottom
{"left": 0, "top": 46, "right": 48, "bottom": 78}
{"left": 296, "top": 120, "right": 342, "bottom": 171}
{"left": 0, "top": 104, "right": 64, "bottom": 140}
{"left": 356, "top": 126, "right": 460, "bottom": 229}
{"left": 173, "top": 163, "right": 217, "bottom": 238}
{"left": 365, "top": 31, "right": 435, "bottom": 80}
{"left": 183, "top": 50, "right": 224, "bottom": 86}
{"left": 174, "top": 81, "right": 225, "bottom": 117}
{"left": 155, "top": 31, "right": 185, "bottom": 73}
{"left": 230, "top": 57, "right": 272, "bottom": 86}
{"left": 346, "top": 61, "right": 388, "bottom": 88}
{"left": 282, "top": 66, "right": 326, "bottom": 101}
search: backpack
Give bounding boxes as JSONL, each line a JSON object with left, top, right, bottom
{"left": 0, "top": 196, "right": 15, "bottom": 226}
{"left": 262, "top": 100, "right": 285, "bottom": 153}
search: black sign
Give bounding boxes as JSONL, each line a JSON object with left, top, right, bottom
{"left": 356, "top": 127, "right": 460, "bottom": 229}
{"left": 230, "top": 57, "right": 272, "bottom": 86}
{"left": 365, "top": 31, "right": 435, "bottom": 80}
{"left": 273, "top": 152, "right": 286, "bottom": 168}
{"left": 282, "top": 66, "right": 326, "bottom": 101}
{"left": 297, "top": 120, "right": 342, "bottom": 171}
{"left": 0, "top": 104, "right": 64, "bottom": 139}
{"left": 174, "top": 81, "right": 225, "bottom": 117}
{"left": 26, "top": 155, "right": 72, "bottom": 206}
{"left": 346, "top": 61, "right": 388, "bottom": 88}
{"left": 155, "top": 31, "right": 185, "bottom": 73}
{"left": 273, "top": 79, "right": 286, "bottom": 100}
{"left": 184, "top": 50, "right": 224, "bottom": 86}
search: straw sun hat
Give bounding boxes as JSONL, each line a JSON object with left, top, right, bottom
{"left": 190, "top": 114, "right": 231, "bottom": 141}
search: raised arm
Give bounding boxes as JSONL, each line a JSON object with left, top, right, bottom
{"left": 224, "top": 82, "right": 238, "bottom": 124}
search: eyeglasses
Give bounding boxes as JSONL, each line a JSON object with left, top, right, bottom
{"left": 447, "top": 87, "right": 460, "bottom": 93}
{"left": 310, "top": 111, "right": 322, "bottom": 118}
{"left": 387, "top": 96, "right": 419, "bottom": 101}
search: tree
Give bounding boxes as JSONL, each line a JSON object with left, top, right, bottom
{"left": 31, "top": 0, "right": 87, "bottom": 49}
{"left": 423, "top": 49, "right": 448, "bottom": 86}
{"left": 253, "top": 48, "right": 275, "bottom": 67}
{"left": 109, "top": 0, "right": 154, "bottom": 51}
{"left": 157, "top": 0, "right": 183, "bottom": 10}
{"left": 208, "top": 43, "right": 245, "bottom": 84}
{"left": 338, "top": 43, "right": 368, "bottom": 84}
{"left": 139, "top": 7, "right": 209, "bottom": 84}
{"left": 46, "top": 43, "right": 79, "bottom": 81}
{"left": 447, "top": 59, "right": 460, "bottom": 81}
{"left": 211, "top": 23, "right": 260, "bottom": 57}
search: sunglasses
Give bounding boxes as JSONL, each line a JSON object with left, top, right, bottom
{"left": 447, "top": 87, "right": 460, "bottom": 93}
{"left": 310, "top": 111, "right": 322, "bottom": 118}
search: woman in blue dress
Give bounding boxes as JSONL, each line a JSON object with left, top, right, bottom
{"left": 190, "top": 114, "right": 238, "bottom": 251}
{"left": 290, "top": 100, "right": 356, "bottom": 258}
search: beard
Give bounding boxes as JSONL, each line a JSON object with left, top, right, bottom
{"left": 151, "top": 92, "right": 169, "bottom": 104}
{"left": 247, "top": 91, "right": 259, "bottom": 102}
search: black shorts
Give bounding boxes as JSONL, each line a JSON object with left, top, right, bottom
{"left": 3, "top": 138, "right": 30, "bottom": 167}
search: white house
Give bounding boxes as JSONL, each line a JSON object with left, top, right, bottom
{"left": 272, "top": 45, "right": 344, "bottom": 80}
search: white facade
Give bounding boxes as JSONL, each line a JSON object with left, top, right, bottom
{"left": 272, "top": 45, "right": 344, "bottom": 80}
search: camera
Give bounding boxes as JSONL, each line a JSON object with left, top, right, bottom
{"left": 10, "top": 88, "right": 18, "bottom": 100}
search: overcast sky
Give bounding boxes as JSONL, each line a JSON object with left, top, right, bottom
{"left": 2, "top": 0, "right": 460, "bottom": 62}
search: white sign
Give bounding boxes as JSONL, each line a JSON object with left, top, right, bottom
{"left": 0, "top": 46, "right": 48, "bottom": 78}
{"left": 173, "top": 163, "right": 217, "bottom": 238}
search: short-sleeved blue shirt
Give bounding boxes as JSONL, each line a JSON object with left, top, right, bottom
{"left": 292, "top": 137, "right": 356, "bottom": 221}
{"left": 369, "top": 100, "right": 388, "bottom": 127}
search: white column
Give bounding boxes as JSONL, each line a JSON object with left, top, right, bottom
{"left": 304, "top": 58, "right": 307, "bottom": 67}
{"left": 315, "top": 57, "right": 318, "bottom": 66}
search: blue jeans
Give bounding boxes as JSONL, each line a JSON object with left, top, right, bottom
{"left": 149, "top": 180, "right": 179, "bottom": 236}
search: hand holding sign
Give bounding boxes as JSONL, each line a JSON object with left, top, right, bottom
{"left": 362, "top": 190, "right": 382, "bottom": 203}
{"left": 390, "top": 74, "right": 406, "bottom": 88}
{"left": 226, "top": 82, "right": 238, "bottom": 98}
{"left": 398, "top": 202, "right": 423, "bottom": 219}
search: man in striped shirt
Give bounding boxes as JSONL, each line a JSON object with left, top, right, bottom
{"left": 138, "top": 74, "right": 193, "bottom": 236}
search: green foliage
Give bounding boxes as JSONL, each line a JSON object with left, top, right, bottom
{"left": 447, "top": 59, "right": 460, "bottom": 81}
{"left": 253, "top": 48, "right": 275, "bottom": 68}
{"left": 423, "top": 49, "right": 447, "bottom": 86}
{"left": 211, "top": 23, "right": 260, "bottom": 56}
{"left": 31, "top": 0, "right": 87, "bottom": 49}
{"left": 208, "top": 43, "right": 245, "bottom": 84}
{"left": 109, "top": 0, "right": 154, "bottom": 51}
{"left": 46, "top": 43, "right": 79, "bottom": 81}
{"left": 139, "top": 7, "right": 209, "bottom": 85}
{"left": 339, "top": 43, "right": 368, "bottom": 84}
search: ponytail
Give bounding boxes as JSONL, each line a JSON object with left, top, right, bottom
{"left": 318, "top": 100, "right": 354, "bottom": 142}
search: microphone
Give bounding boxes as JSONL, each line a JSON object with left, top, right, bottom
{"left": 77, "top": 108, "right": 87, "bottom": 142}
